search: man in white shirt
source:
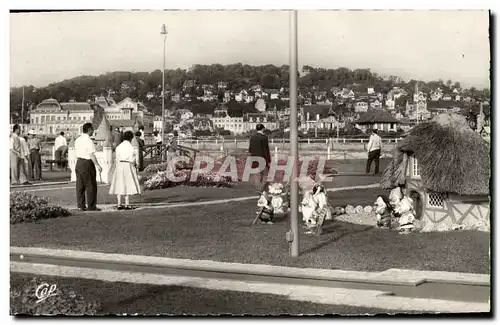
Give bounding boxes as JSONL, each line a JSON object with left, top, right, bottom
{"left": 154, "top": 130, "right": 163, "bottom": 160}
{"left": 54, "top": 131, "right": 68, "bottom": 170}
{"left": 74, "top": 123, "right": 103, "bottom": 211}
{"left": 10, "top": 124, "right": 22, "bottom": 185}
{"left": 138, "top": 125, "right": 145, "bottom": 141}
{"left": 366, "top": 128, "right": 382, "bottom": 175}
{"left": 19, "top": 135, "right": 31, "bottom": 184}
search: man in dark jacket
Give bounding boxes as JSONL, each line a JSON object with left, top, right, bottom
{"left": 248, "top": 124, "right": 271, "bottom": 192}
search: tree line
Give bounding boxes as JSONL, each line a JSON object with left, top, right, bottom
{"left": 10, "top": 63, "right": 490, "bottom": 122}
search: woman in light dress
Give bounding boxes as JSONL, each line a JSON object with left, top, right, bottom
{"left": 109, "top": 131, "right": 141, "bottom": 210}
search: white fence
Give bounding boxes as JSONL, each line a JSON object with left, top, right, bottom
{"left": 176, "top": 137, "right": 403, "bottom": 145}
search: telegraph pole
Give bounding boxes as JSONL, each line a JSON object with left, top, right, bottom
{"left": 161, "top": 24, "right": 167, "bottom": 160}
{"left": 21, "top": 86, "right": 25, "bottom": 126}
{"left": 289, "top": 10, "right": 300, "bottom": 257}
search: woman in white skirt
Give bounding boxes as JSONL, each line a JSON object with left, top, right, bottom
{"left": 109, "top": 131, "right": 141, "bottom": 210}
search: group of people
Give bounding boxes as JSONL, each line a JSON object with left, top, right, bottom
{"left": 111, "top": 125, "right": 145, "bottom": 172}
{"left": 74, "top": 123, "right": 143, "bottom": 211}
{"left": 10, "top": 124, "right": 43, "bottom": 185}
{"left": 74, "top": 123, "right": 179, "bottom": 211}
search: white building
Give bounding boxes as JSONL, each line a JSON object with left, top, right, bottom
{"left": 29, "top": 97, "right": 154, "bottom": 136}
{"left": 211, "top": 107, "right": 278, "bottom": 134}
{"left": 29, "top": 99, "right": 95, "bottom": 136}
{"left": 354, "top": 101, "right": 369, "bottom": 113}
{"left": 385, "top": 98, "right": 396, "bottom": 110}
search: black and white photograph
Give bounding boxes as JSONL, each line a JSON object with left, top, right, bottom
{"left": 7, "top": 8, "right": 492, "bottom": 317}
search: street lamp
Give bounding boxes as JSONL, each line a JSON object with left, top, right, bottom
{"left": 161, "top": 24, "right": 168, "bottom": 160}
{"left": 288, "top": 10, "right": 300, "bottom": 258}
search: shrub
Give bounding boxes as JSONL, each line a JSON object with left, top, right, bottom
{"left": 10, "top": 277, "right": 100, "bottom": 315}
{"left": 10, "top": 192, "right": 71, "bottom": 225}
{"left": 143, "top": 162, "right": 170, "bottom": 173}
{"left": 143, "top": 169, "right": 234, "bottom": 191}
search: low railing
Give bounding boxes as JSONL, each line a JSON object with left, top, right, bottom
{"left": 143, "top": 143, "right": 199, "bottom": 163}
{"left": 177, "top": 137, "right": 403, "bottom": 145}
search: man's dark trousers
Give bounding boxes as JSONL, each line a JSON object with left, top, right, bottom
{"left": 75, "top": 158, "right": 97, "bottom": 210}
{"left": 366, "top": 149, "right": 381, "bottom": 174}
{"left": 30, "top": 149, "right": 42, "bottom": 180}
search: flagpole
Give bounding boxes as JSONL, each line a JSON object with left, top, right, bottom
{"left": 161, "top": 24, "right": 167, "bottom": 161}
{"left": 289, "top": 10, "right": 300, "bottom": 258}
{"left": 21, "top": 87, "right": 25, "bottom": 127}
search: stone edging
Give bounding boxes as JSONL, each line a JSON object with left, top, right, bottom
{"left": 11, "top": 246, "right": 490, "bottom": 287}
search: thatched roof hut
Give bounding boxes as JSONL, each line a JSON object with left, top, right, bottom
{"left": 381, "top": 113, "right": 490, "bottom": 196}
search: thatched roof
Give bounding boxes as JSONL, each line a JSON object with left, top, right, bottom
{"left": 355, "top": 110, "right": 400, "bottom": 124}
{"left": 381, "top": 113, "right": 490, "bottom": 196}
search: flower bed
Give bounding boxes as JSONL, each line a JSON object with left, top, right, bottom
{"left": 10, "top": 192, "right": 71, "bottom": 225}
{"left": 139, "top": 155, "right": 337, "bottom": 190}
{"left": 10, "top": 276, "right": 100, "bottom": 315}
{"left": 143, "top": 169, "right": 234, "bottom": 191}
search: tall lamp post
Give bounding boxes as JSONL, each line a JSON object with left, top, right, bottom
{"left": 288, "top": 10, "right": 300, "bottom": 257}
{"left": 161, "top": 24, "right": 168, "bottom": 159}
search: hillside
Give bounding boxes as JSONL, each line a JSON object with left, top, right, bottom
{"left": 9, "top": 63, "right": 490, "bottom": 122}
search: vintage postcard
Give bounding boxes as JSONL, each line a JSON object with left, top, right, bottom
{"left": 9, "top": 9, "right": 491, "bottom": 316}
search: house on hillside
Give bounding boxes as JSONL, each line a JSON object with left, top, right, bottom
{"left": 430, "top": 90, "right": 443, "bottom": 101}
{"left": 381, "top": 114, "right": 490, "bottom": 232}
{"left": 217, "top": 81, "right": 228, "bottom": 90}
{"left": 183, "top": 80, "right": 196, "bottom": 91}
{"left": 171, "top": 92, "right": 181, "bottom": 102}
{"left": 299, "top": 104, "right": 337, "bottom": 131}
{"left": 355, "top": 110, "right": 400, "bottom": 133}
{"left": 354, "top": 101, "right": 369, "bottom": 113}
{"left": 193, "top": 116, "right": 213, "bottom": 131}
{"left": 235, "top": 90, "right": 248, "bottom": 102}
{"left": 369, "top": 100, "right": 382, "bottom": 109}
{"left": 245, "top": 113, "right": 279, "bottom": 132}
{"left": 251, "top": 85, "right": 262, "bottom": 92}
{"left": 426, "top": 100, "right": 463, "bottom": 116}
{"left": 385, "top": 98, "right": 396, "bottom": 110}
{"left": 340, "top": 89, "right": 355, "bottom": 99}
{"left": 265, "top": 89, "right": 280, "bottom": 100}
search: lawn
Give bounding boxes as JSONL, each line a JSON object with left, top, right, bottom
{"left": 10, "top": 188, "right": 490, "bottom": 274}
{"left": 15, "top": 170, "right": 381, "bottom": 208}
{"left": 10, "top": 273, "right": 407, "bottom": 315}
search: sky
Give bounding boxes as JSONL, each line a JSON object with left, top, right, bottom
{"left": 10, "top": 10, "right": 491, "bottom": 89}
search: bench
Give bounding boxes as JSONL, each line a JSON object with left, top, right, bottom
{"left": 46, "top": 159, "right": 68, "bottom": 171}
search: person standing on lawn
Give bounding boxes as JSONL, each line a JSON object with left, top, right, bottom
{"left": 10, "top": 124, "right": 22, "bottom": 185}
{"left": 166, "top": 131, "right": 178, "bottom": 161}
{"left": 134, "top": 131, "right": 145, "bottom": 172}
{"left": 249, "top": 123, "right": 271, "bottom": 192}
{"left": 74, "top": 123, "right": 102, "bottom": 212}
{"left": 112, "top": 127, "right": 122, "bottom": 151}
{"left": 138, "top": 125, "right": 145, "bottom": 141}
{"left": 109, "top": 130, "right": 141, "bottom": 210}
{"left": 365, "top": 128, "right": 382, "bottom": 175}
{"left": 154, "top": 130, "right": 163, "bottom": 160}
{"left": 18, "top": 134, "right": 31, "bottom": 185}
{"left": 27, "top": 130, "right": 43, "bottom": 181}
{"left": 54, "top": 131, "right": 68, "bottom": 170}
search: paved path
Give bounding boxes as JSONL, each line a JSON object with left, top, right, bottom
{"left": 56, "top": 183, "right": 380, "bottom": 212}
{"left": 10, "top": 247, "right": 490, "bottom": 313}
